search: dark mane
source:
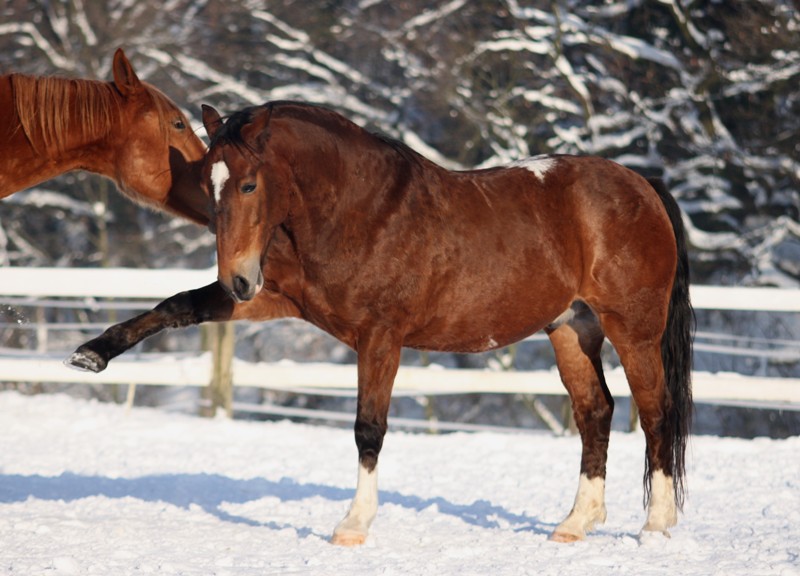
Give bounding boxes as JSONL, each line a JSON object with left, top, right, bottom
{"left": 215, "top": 101, "right": 427, "bottom": 166}
{"left": 209, "top": 105, "right": 261, "bottom": 147}
{"left": 372, "top": 131, "right": 426, "bottom": 165}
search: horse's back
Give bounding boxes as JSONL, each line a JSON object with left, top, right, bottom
{"left": 399, "top": 155, "right": 676, "bottom": 350}
{"left": 435, "top": 154, "right": 674, "bottom": 294}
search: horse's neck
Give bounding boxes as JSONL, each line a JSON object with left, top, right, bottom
{"left": 1, "top": 105, "right": 55, "bottom": 196}
{"left": 274, "top": 118, "right": 434, "bottom": 262}
{"left": 278, "top": 117, "right": 423, "bottom": 209}
{"left": 1, "top": 75, "right": 119, "bottom": 194}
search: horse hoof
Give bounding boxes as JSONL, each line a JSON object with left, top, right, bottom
{"left": 637, "top": 529, "right": 671, "bottom": 547}
{"left": 639, "top": 526, "right": 672, "bottom": 541}
{"left": 549, "top": 530, "right": 583, "bottom": 543}
{"left": 330, "top": 530, "right": 367, "bottom": 547}
{"left": 65, "top": 350, "right": 107, "bottom": 373}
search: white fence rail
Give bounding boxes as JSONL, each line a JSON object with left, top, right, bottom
{"left": 7, "top": 266, "right": 799, "bottom": 310}
{"left": 1, "top": 267, "right": 799, "bottom": 419}
{"left": 1, "top": 353, "right": 798, "bottom": 405}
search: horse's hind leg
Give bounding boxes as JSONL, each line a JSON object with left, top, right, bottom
{"left": 599, "top": 313, "right": 677, "bottom": 536}
{"left": 546, "top": 302, "right": 613, "bottom": 542}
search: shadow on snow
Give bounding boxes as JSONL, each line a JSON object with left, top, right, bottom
{"left": 0, "top": 472, "right": 554, "bottom": 538}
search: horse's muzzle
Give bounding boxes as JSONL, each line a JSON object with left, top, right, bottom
{"left": 222, "top": 268, "right": 264, "bottom": 303}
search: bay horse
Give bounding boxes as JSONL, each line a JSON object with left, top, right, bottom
{"left": 69, "top": 101, "right": 693, "bottom": 545}
{"left": 0, "top": 48, "right": 209, "bottom": 225}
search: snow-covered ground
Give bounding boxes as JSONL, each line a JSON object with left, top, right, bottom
{"left": 0, "top": 391, "right": 797, "bottom": 575}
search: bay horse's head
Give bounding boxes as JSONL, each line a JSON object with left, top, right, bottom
{"left": 201, "top": 104, "right": 291, "bottom": 302}
{"left": 108, "top": 49, "right": 208, "bottom": 223}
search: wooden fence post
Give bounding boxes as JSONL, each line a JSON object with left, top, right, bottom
{"left": 629, "top": 402, "right": 640, "bottom": 432}
{"left": 561, "top": 397, "right": 578, "bottom": 435}
{"left": 201, "top": 321, "right": 235, "bottom": 417}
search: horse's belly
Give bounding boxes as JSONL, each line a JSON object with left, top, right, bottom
{"left": 408, "top": 329, "right": 538, "bottom": 354}
{"left": 404, "top": 299, "right": 565, "bottom": 353}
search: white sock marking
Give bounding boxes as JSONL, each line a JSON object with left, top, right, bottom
{"left": 333, "top": 463, "right": 379, "bottom": 541}
{"left": 352, "top": 463, "right": 379, "bottom": 522}
{"left": 511, "top": 155, "right": 558, "bottom": 181}
{"left": 643, "top": 469, "right": 677, "bottom": 534}
{"left": 553, "top": 473, "right": 607, "bottom": 540}
{"left": 210, "top": 160, "right": 230, "bottom": 203}
{"left": 571, "top": 474, "right": 606, "bottom": 519}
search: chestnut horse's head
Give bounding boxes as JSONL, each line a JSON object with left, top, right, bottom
{"left": 201, "top": 104, "right": 290, "bottom": 302}
{"left": 5, "top": 49, "right": 208, "bottom": 223}
{"left": 107, "top": 49, "right": 208, "bottom": 223}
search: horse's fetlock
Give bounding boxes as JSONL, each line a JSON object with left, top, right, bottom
{"left": 354, "top": 419, "right": 386, "bottom": 469}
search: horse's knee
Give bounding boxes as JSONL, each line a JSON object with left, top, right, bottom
{"left": 153, "top": 283, "right": 233, "bottom": 326}
{"left": 154, "top": 291, "right": 194, "bottom": 320}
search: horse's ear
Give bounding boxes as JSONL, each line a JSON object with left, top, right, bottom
{"left": 240, "top": 109, "right": 271, "bottom": 150}
{"left": 112, "top": 48, "right": 142, "bottom": 97}
{"left": 202, "top": 104, "right": 224, "bottom": 140}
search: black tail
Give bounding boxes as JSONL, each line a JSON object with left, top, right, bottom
{"left": 649, "top": 178, "right": 695, "bottom": 510}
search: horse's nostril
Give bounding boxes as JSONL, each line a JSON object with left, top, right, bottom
{"left": 233, "top": 275, "right": 250, "bottom": 299}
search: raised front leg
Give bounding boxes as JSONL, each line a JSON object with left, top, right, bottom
{"left": 67, "top": 282, "right": 300, "bottom": 372}
{"left": 68, "top": 282, "right": 234, "bottom": 372}
{"left": 331, "top": 328, "right": 402, "bottom": 546}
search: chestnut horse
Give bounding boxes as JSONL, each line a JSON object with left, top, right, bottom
{"left": 69, "top": 101, "right": 693, "bottom": 545}
{"left": 0, "top": 49, "right": 208, "bottom": 225}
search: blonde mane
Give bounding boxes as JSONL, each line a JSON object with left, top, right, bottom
{"left": 10, "top": 74, "right": 173, "bottom": 155}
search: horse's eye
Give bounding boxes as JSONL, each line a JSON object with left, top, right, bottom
{"left": 241, "top": 183, "right": 256, "bottom": 194}
{"left": 173, "top": 119, "right": 186, "bottom": 130}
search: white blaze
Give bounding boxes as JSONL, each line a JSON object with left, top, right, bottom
{"left": 210, "top": 161, "right": 230, "bottom": 203}
{"left": 511, "top": 156, "right": 557, "bottom": 181}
